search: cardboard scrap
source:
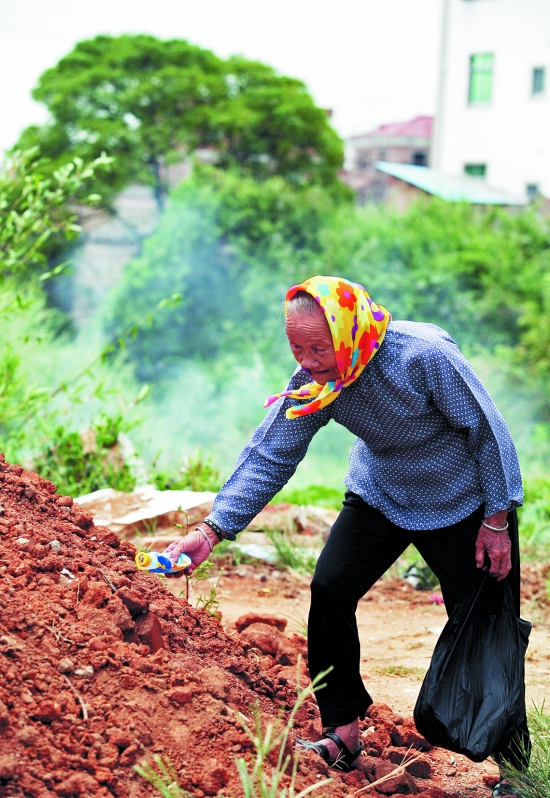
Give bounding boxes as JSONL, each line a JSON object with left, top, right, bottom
{"left": 74, "top": 486, "right": 216, "bottom": 537}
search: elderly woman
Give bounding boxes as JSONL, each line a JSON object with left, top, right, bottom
{"left": 165, "top": 276, "right": 528, "bottom": 798}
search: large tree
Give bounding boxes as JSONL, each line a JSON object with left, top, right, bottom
{"left": 16, "top": 34, "right": 346, "bottom": 206}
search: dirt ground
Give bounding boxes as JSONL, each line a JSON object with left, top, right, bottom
{"left": 3, "top": 462, "right": 548, "bottom": 798}
{"left": 165, "top": 557, "right": 550, "bottom": 795}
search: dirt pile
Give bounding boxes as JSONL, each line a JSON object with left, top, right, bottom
{"left": 0, "top": 455, "right": 472, "bottom": 797}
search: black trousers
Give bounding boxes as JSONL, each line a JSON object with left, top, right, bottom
{"left": 308, "top": 492, "right": 530, "bottom": 769}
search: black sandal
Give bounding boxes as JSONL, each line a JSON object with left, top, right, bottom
{"left": 296, "top": 728, "right": 363, "bottom": 772}
{"left": 492, "top": 780, "right": 524, "bottom": 798}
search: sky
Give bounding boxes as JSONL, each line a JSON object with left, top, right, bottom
{"left": 1, "top": 0, "right": 443, "bottom": 155}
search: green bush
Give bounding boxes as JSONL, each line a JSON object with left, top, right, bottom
{"left": 32, "top": 413, "right": 137, "bottom": 497}
{"left": 518, "top": 476, "right": 550, "bottom": 549}
{"left": 272, "top": 484, "right": 343, "bottom": 509}
{"left": 0, "top": 148, "right": 110, "bottom": 279}
{"left": 0, "top": 148, "right": 140, "bottom": 472}
{"left": 266, "top": 529, "right": 321, "bottom": 576}
{"left": 152, "top": 450, "right": 222, "bottom": 492}
{"left": 106, "top": 177, "right": 550, "bottom": 400}
{"left": 323, "top": 198, "right": 550, "bottom": 357}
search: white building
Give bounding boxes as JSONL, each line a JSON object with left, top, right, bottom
{"left": 432, "top": 0, "right": 550, "bottom": 202}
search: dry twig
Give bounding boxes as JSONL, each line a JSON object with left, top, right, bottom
{"left": 98, "top": 569, "right": 117, "bottom": 593}
{"left": 63, "top": 675, "right": 89, "bottom": 721}
{"left": 354, "top": 750, "right": 425, "bottom": 794}
{"left": 46, "top": 624, "right": 74, "bottom": 645}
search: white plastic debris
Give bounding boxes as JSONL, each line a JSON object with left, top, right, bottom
{"left": 231, "top": 543, "right": 278, "bottom": 563}
{"left": 74, "top": 666, "right": 94, "bottom": 679}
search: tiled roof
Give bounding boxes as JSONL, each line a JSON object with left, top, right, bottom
{"left": 353, "top": 116, "right": 434, "bottom": 140}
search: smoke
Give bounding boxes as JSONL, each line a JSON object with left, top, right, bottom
{"left": 467, "top": 349, "right": 550, "bottom": 477}
{"left": 131, "top": 353, "right": 356, "bottom": 492}
{"left": 131, "top": 342, "right": 548, "bottom": 495}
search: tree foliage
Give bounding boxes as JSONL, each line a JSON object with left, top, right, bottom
{"left": 0, "top": 148, "right": 110, "bottom": 282}
{"left": 0, "top": 148, "right": 138, "bottom": 464}
{"left": 16, "top": 34, "right": 347, "bottom": 206}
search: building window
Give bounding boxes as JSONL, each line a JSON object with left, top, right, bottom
{"left": 356, "top": 150, "right": 370, "bottom": 169}
{"left": 469, "top": 54, "right": 493, "bottom": 103}
{"left": 527, "top": 184, "right": 539, "bottom": 201}
{"left": 465, "top": 164, "right": 487, "bottom": 178}
{"left": 412, "top": 151, "right": 427, "bottom": 167}
{"left": 533, "top": 67, "right": 545, "bottom": 94}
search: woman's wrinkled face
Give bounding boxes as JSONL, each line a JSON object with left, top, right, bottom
{"left": 285, "top": 310, "right": 339, "bottom": 385}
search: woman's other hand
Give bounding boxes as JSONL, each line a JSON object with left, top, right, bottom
{"left": 475, "top": 511, "right": 512, "bottom": 581}
{"left": 163, "top": 523, "right": 219, "bottom": 576}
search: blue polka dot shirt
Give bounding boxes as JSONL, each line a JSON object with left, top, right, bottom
{"left": 206, "top": 321, "right": 523, "bottom": 539}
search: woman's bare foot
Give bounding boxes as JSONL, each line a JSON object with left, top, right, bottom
{"left": 295, "top": 717, "right": 362, "bottom": 771}
{"left": 318, "top": 719, "right": 361, "bottom": 762}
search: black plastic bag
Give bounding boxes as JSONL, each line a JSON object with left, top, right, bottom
{"left": 414, "top": 574, "right": 531, "bottom": 762}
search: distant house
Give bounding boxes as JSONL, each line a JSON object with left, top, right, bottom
{"left": 342, "top": 116, "right": 433, "bottom": 203}
{"left": 373, "top": 161, "right": 526, "bottom": 211}
{"left": 432, "top": 0, "right": 550, "bottom": 202}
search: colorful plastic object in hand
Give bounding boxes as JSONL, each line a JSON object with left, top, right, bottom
{"left": 135, "top": 550, "right": 191, "bottom": 575}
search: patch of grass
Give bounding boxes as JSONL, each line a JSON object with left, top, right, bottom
{"left": 518, "top": 476, "right": 550, "bottom": 557}
{"left": 266, "top": 529, "right": 321, "bottom": 576}
{"left": 141, "top": 517, "right": 159, "bottom": 536}
{"left": 271, "top": 484, "right": 343, "bottom": 510}
{"left": 375, "top": 665, "right": 426, "bottom": 679}
{"left": 33, "top": 412, "right": 138, "bottom": 497}
{"left": 281, "top": 607, "right": 308, "bottom": 638}
{"left": 236, "top": 660, "right": 333, "bottom": 798}
{"left": 134, "top": 754, "right": 189, "bottom": 797}
{"left": 500, "top": 704, "right": 550, "bottom": 798}
{"left": 152, "top": 449, "right": 222, "bottom": 492}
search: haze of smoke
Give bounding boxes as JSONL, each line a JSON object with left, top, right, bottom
{"left": 0, "top": 290, "right": 141, "bottom": 463}
{"left": 468, "top": 350, "right": 550, "bottom": 477}
{"left": 133, "top": 344, "right": 547, "bottom": 497}
{"left": 133, "top": 354, "right": 356, "bottom": 492}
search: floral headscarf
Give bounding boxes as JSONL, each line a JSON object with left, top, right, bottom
{"left": 264, "top": 276, "right": 391, "bottom": 419}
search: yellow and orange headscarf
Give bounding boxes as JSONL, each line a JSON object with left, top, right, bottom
{"left": 264, "top": 276, "right": 391, "bottom": 419}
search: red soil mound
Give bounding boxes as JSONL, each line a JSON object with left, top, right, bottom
{"left": 0, "top": 456, "right": 465, "bottom": 797}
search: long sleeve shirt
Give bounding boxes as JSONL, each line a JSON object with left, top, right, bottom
{"left": 205, "top": 321, "right": 523, "bottom": 539}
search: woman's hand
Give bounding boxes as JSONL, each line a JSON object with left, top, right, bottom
{"left": 163, "top": 523, "right": 219, "bottom": 576}
{"left": 475, "top": 511, "right": 511, "bottom": 581}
